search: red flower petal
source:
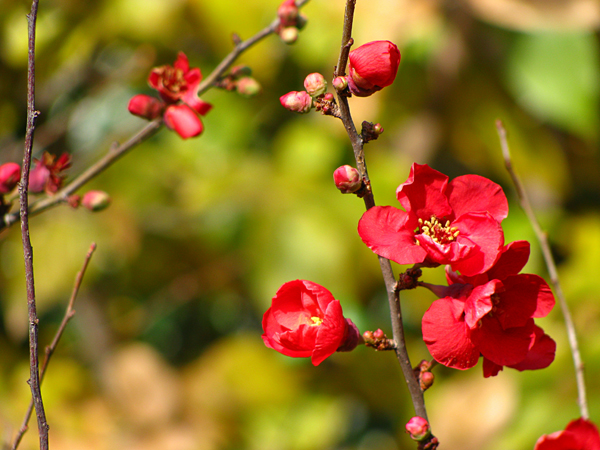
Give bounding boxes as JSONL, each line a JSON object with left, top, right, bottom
{"left": 463, "top": 280, "right": 501, "bottom": 329}
{"left": 471, "top": 316, "right": 533, "bottom": 366}
{"left": 509, "top": 325, "right": 555, "bottom": 371}
{"left": 486, "top": 240, "right": 531, "bottom": 280}
{"left": 422, "top": 297, "right": 480, "bottom": 370}
{"left": 312, "top": 300, "right": 346, "bottom": 366}
{"left": 164, "top": 105, "right": 204, "bottom": 139}
{"left": 396, "top": 163, "right": 452, "bottom": 220}
{"left": 449, "top": 212, "right": 504, "bottom": 276}
{"left": 358, "top": 206, "right": 427, "bottom": 265}
{"left": 495, "top": 274, "right": 551, "bottom": 329}
{"left": 173, "top": 52, "right": 190, "bottom": 72}
{"left": 535, "top": 418, "right": 600, "bottom": 450}
{"left": 446, "top": 174, "right": 508, "bottom": 223}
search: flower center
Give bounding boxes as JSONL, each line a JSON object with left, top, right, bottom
{"left": 418, "top": 216, "right": 459, "bottom": 245}
{"left": 161, "top": 66, "right": 187, "bottom": 95}
{"left": 310, "top": 316, "right": 323, "bottom": 326}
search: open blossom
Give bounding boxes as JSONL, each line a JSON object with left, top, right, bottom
{"left": 28, "top": 152, "right": 71, "bottom": 194}
{"left": 358, "top": 163, "right": 507, "bottom": 276}
{"left": 128, "top": 52, "right": 212, "bottom": 139}
{"left": 262, "top": 280, "right": 359, "bottom": 366}
{"left": 421, "top": 241, "right": 556, "bottom": 376}
{"left": 347, "top": 40, "right": 400, "bottom": 97}
{"left": 534, "top": 418, "right": 600, "bottom": 450}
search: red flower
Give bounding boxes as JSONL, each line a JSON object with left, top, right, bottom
{"left": 358, "top": 163, "right": 507, "bottom": 276}
{"left": 347, "top": 40, "right": 400, "bottom": 97}
{"left": 28, "top": 152, "right": 71, "bottom": 194}
{"left": 262, "top": 280, "right": 356, "bottom": 366}
{"left": 534, "top": 418, "right": 600, "bottom": 450}
{"left": 128, "top": 52, "right": 212, "bottom": 139}
{"left": 421, "top": 241, "right": 556, "bottom": 376}
{"left": 0, "top": 162, "right": 21, "bottom": 194}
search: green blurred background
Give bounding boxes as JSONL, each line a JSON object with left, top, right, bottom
{"left": 1, "top": 0, "right": 600, "bottom": 448}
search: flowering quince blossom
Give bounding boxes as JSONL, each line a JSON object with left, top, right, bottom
{"left": 347, "top": 40, "right": 400, "bottom": 97}
{"left": 128, "top": 52, "right": 212, "bottom": 139}
{"left": 534, "top": 418, "right": 600, "bottom": 450}
{"left": 358, "top": 163, "right": 508, "bottom": 277}
{"left": 28, "top": 152, "right": 71, "bottom": 194}
{"left": 262, "top": 280, "right": 360, "bottom": 366}
{"left": 421, "top": 240, "right": 556, "bottom": 376}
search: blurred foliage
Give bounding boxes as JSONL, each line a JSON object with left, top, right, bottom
{"left": 1, "top": 0, "right": 600, "bottom": 449}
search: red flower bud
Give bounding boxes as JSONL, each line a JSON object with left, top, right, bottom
{"left": 277, "top": 0, "right": 299, "bottom": 27}
{"left": 235, "top": 77, "right": 262, "bottom": 97}
{"left": 0, "top": 162, "right": 21, "bottom": 193}
{"left": 280, "top": 91, "right": 313, "bottom": 113}
{"left": 262, "top": 280, "right": 350, "bottom": 366}
{"left": 348, "top": 40, "right": 400, "bottom": 97}
{"left": 332, "top": 76, "right": 348, "bottom": 92}
{"left": 128, "top": 94, "right": 164, "bottom": 120}
{"left": 82, "top": 190, "right": 111, "bottom": 211}
{"left": 303, "top": 73, "right": 327, "bottom": 97}
{"left": 333, "top": 165, "right": 362, "bottom": 193}
{"left": 405, "top": 417, "right": 430, "bottom": 441}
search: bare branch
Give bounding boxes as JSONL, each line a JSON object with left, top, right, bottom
{"left": 496, "top": 119, "right": 588, "bottom": 419}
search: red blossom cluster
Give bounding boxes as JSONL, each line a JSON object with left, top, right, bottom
{"left": 262, "top": 162, "right": 557, "bottom": 376}
{"left": 128, "top": 52, "right": 212, "bottom": 139}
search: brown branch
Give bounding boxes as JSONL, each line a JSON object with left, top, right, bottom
{"left": 9, "top": 243, "right": 97, "bottom": 450}
{"left": 496, "top": 119, "right": 588, "bottom": 419}
{"left": 19, "top": 1, "right": 48, "bottom": 449}
{"left": 334, "top": 0, "right": 429, "bottom": 426}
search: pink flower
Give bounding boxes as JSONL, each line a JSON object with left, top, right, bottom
{"left": 405, "top": 417, "right": 430, "bottom": 441}
{"left": 128, "top": 52, "right": 212, "bottom": 139}
{"left": 262, "top": 280, "right": 358, "bottom": 366}
{"left": 358, "top": 163, "right": 508, "bottom": 276}
{"left": 347, "top": 40, "right": 400, "bottom": 97}
{"left": 28, "top": 152, "right": 71, "bottom": 194}
{"left": 0, "top": 162, "right": 21, "bottom": 194}
{"left": 421, "top": 241, "right": 556, "bottom": 376}
{"left": 534, "top": 418, "right": 600, "bottom": 450}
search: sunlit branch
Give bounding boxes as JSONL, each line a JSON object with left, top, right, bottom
{"left": 496, "top": 119, "right": 588, "bottom": 419}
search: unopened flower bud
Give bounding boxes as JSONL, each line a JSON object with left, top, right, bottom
{"left": 280, "top": 91, "right": 313, "bottom": 113}
{"left": 406, "top": 417, "right": 430, "bottom": 441}
{"left": 323, "top": 93, "right": 334, "bottom": 102}
{"left": 348, "top": 40, "right": 400, "bottom": 97}
{"left": 235, "top": 77, "right": 262, "bottom": 97}
{"left": 332, "top": 76, "right": 348, "bottom": 91}
{"left": 278, "top": 0, "right": 299, "bottom": 27}
{"left": 128, "top": 94, "right": 164, "bottom": 120}
{"left": 0, "top": 162, "right": 21, "bottom": 193}
{"left": 82, "top": 190, "right": 111, "bottom": 212}
{"left": 304, "top": 73, "right": 327, "bottom": 97}
{"left": 420, "top": 371, "right": 434, "bottom": 390}
{"left": 333, "top": 165, "right": 362, "bottom": 193}
{"left": 279, "top": 26, "right": 299, "bottom": 44}
{"left": 373, "top": 328, "right": 385, "bottom": 339}
{"left": 374, "top": 123, "right": 384, "bottom": 134}
{"left": 362, "top": 330, "right": 374, "bottom": 341}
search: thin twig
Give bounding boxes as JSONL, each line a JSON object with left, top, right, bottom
{"left": 19, "top": 1, "right": 49, "bottom": 449}
{"left": 10, "top": 243, "right": 97, "bottom": 450}
{"left": 496, "top": 119, "right": 588, "bottom": 419}
{"left": 334, "top": 0, "right": 429, "bottom": 424}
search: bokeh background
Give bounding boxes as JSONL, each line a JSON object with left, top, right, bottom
{"left": 1, "top": 0, "right": 600, "bottom": 449}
